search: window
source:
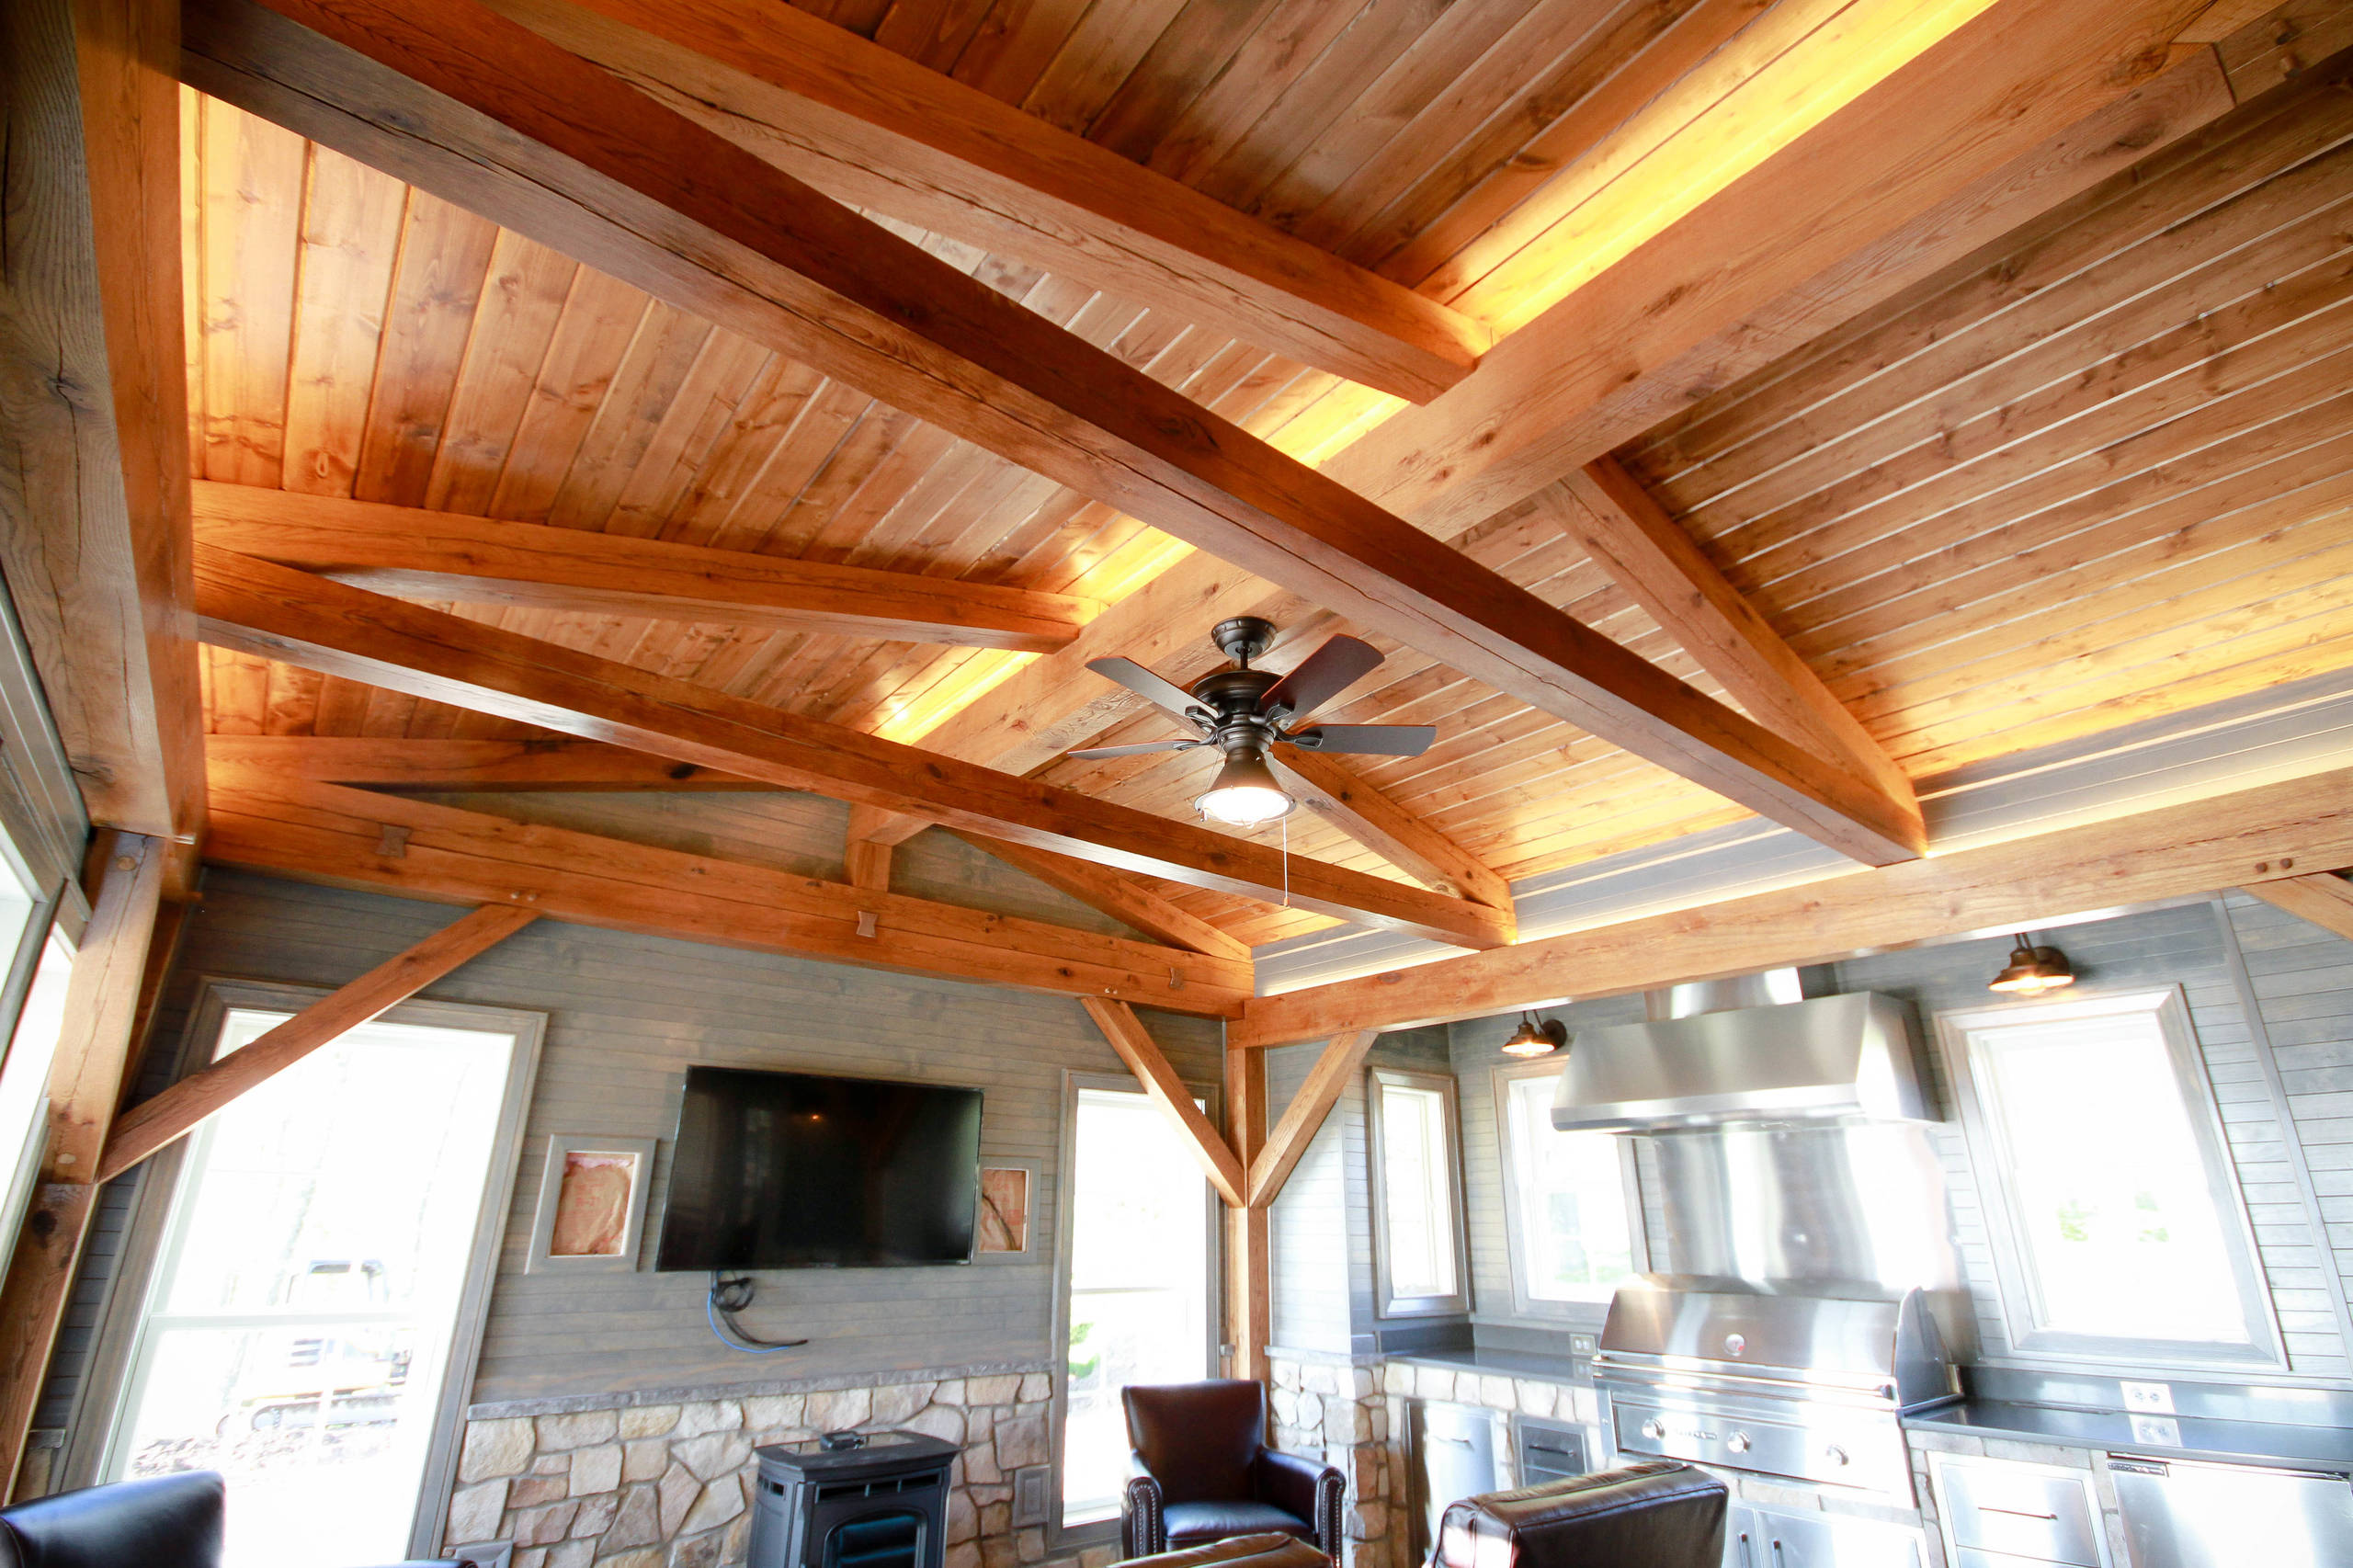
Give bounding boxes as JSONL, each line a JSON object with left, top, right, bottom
{"left": 1057, "top": 1080, "right": 1215, "bottom": 1531}
{"left": 1368, "top": 1068, "right": 1467, "bottom": 1316}
{"left": 0, "top": 927, "right": 73, "bottom": 1248}
{"left": 1494, "top": 1062, "right": 1641, "bottom": 1315}
{"left": 1939, "top": 988, "right": 2280, "bottom": 1367}
{"left": 102, "top": 986, "right": 542, "bottom": 1565}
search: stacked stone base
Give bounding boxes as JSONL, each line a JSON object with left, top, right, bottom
{"left": 447, "top": 1370, "right": 1078, "bottom": 1568}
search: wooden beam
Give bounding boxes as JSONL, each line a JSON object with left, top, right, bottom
{"left": 476, "top": 0, "right": 1486, "bottom": 404}
{"left": 887, "top": 30, "right": 2241, "bottom": 801}
{"left": 2243, "top": 871, "right": 2353, "bottom": 940}
{"left": 1225, "top": 1044, "right": 1269, "bottom": 1383}
{"left": 191, "top": 482, "right": 1100, "bottom": 653}
{"left": 847, "top": 802, "right": 925, "bottom": 850}
{"left": 1234, "top": 766, "right": 2353, "bottom": 1049}
{"left": 194, "top": 550, "right": 1511, "bottom": 949}
{"left": 1, "top": 0, "right": 204, "bottom": 840}
{"left": 180, "top": 0, "right": 1924, "bottom": 869}
{"left": 1269, "top": 750, "right": 1514, "bottom": 912}
{"left": 843, "top": 839, "right": 892, "bottom": 893}
{"left": 948, "top": 834, "right": 1251, "bottom": 963}
{"left": 1246, "top": 1030, "right": 1379, "bottom": 1208}
{"left": 208, "top": 734, "right": 771, "bottom": 790}
{"left": 1080, "top": 998, "right": 1246, "bottom": 1209}
{"left": 206, "top": 768, "right": 1254, "bottom": 1015}
{"left": 96, "top": 903, "right": 537, "bottom": 1184}
{"left": 0, "top": 831, "right": 166, "bottom": 1488}
{"left": 1545, "top": 460, "right": 1916, "bottom": 812}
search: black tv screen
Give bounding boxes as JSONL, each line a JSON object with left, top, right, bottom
{"left": 654, "top": 1066, "right": 983, "bottom": 1271}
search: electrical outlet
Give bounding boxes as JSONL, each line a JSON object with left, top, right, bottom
{"left": 1570, "top": 1333, "right": 1597, "bottom": 1355}
{"left": 2122, "top": 1381, "right": 2176, "bottom": 1415}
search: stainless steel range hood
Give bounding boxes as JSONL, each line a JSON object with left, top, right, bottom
{"left": 1551, "top": 991, "right": 1929, "bottom": 1132}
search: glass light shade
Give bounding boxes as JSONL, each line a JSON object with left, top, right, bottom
{"left": 1990, "top": 939, "right": 2075, "bottom": 995}
{"left": 1195, "top": 751, "right": 1295, "bottom": 826}
{"left": 1500, "top": 1015, "right": 1565, "bottom": 1058}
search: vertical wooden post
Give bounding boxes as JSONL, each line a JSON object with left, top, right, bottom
{"left": 1226, "top": 1044, "right": 1270, "bottom": 1383}
{"left": 0, "top": 832, "right": 167, "bottom": 1492}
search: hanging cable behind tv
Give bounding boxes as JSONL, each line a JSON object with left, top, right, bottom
{"left": 707, "top": 1272, "right": 808, "bottom": 1353}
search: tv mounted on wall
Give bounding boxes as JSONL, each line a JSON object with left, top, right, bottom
{"left": 654, "top": 1066, "right": 983, "bottom": 1271}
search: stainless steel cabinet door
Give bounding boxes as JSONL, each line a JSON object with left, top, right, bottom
{"left": 1725, "top": 1504, "right": 1926, "bottom": 1568}
{"left": 2110, "top": 1458, "right": 2353, "bottom": 1568}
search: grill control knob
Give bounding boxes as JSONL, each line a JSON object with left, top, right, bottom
{"left": 1823, "top": 1446, "right": 1849, "bottom": 1468}
{"left": 1641, "top": 1419, "right": 1667, "bottom": 1441}
{"left": 1725, "top": 1432, "right": 1752, "bottom": 1455}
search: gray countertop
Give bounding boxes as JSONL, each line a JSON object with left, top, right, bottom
{"left": 1388, "top": 1347, "right": 1591, "bottom": 1384}
{"left": 1905, "top": 1400, "right": 2353, "bottom": 1473}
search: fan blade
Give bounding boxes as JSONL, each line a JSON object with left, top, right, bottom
{"left": 1260, "top": 636, "right": 1381, "bottom": 724}
{"left": 1281, "top": 724, "right": 1437, "bottom": 757}
{"left": 1066, "top": 739, "right": 1204, "bottom": 760}
{"left": 1086, "top": 656, "right": 1207, "bottom": 727}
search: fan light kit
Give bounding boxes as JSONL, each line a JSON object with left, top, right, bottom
{"left": 1068, "top": 616, "right": 1438, "bottom": 828}
{"left": 1989, "top": 934, "right": 2075, "bottom": 995}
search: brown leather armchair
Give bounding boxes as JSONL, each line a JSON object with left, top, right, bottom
{"left": 1120, "top": 1381, "right": 1345, "bottom": 1563}
{"left": 1431, "top": 1462, "right": 1728, "bottom": 1568}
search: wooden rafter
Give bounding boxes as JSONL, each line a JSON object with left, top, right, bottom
{"left": 1246, "top": 1030, "right": 1380, "bottom": 1208}
{"left": 2243, "top": 870, "right": 2353, "bottom": 940}
{"left": 206, "top": 769, "right": 1256, "bottom": 1015}
{"left": 192, "top": 483, "right": 1102, "bottom": 653}
{"left": 1234, "top": 764, "right": 2353, "bottom": 1048}
{"left": 879, "top": 18, "right": 2238, "bottom": 823}
{"left": 1080, "top": 998, "right": 1245, "bottom": 1209}
{"left": 1, "top": 0, "right": 204, "bottom": 842}
{"left": 1544, "top": 459, "right": 1915, "bottom": 810}
{"left": 193, "top": 549, "right": 1511, "bottom": 948}
{"left": 477, "top": 0, "right": 1487, "bottom": 403}
{"left": 1269, "top": 749, "right": 1513, "bottom": 911}
{"left": 1225, "top": 1044, "right": 1270, "bottom": 1382}
{"left": 181, "top": 0, "right": 1925, "bottom": 868}
{"left": 947, "top": 835, "right": 1251, "bottom": 963}
{"left": 0, "top": 833, "right": 167, "bottom": 1488}
{"left": 97, "top": 903, "right": 539, "bottom": 1182}
{"left": 206, "top": 734, "right": 770, "bottom": 790}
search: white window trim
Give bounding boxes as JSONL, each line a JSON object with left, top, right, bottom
{"left": 66, "top": 977, "right": 548, "bottom": 1557}
{"left": 1937, "top": 985, "right": 2284, "bottom": 1372}
{"left": 1491, "top": 1059, "right": 1647, "bottom": 1323}
{"left": 1367, "top": 1065, "right": 1470, "bottom": 1319}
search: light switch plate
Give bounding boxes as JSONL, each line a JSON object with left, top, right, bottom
{"left": 2121, "top": 1381, "right": 2176, "bottom": 1415}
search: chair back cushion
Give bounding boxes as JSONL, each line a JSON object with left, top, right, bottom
{"left": 1122, "top": 1381, "right": 1266, "bottom": 1504}
{"left": 0, "top": 1471, "right": 225, "bottom": 1568}
{"left": 1433, "top": 1462, "right": 1726, "bottom": 1568}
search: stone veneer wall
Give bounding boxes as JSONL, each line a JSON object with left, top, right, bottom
{"left": 444, "top": 1369, "right": 1097, "bottom": 1568}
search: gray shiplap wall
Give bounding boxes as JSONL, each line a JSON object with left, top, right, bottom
{"left": 1443, "top": 902, "right": 2353, "bottom": 1381}
{"left": 47, "top": 850, "right": 1222, "bottom": 1427}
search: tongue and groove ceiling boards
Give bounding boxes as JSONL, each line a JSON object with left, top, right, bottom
{"left": 176, "top": 0, "right": 2353, "bottom": 961}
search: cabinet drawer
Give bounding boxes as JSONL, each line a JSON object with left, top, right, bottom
{"left": 1938, "top": 1460, "right": 2102, "bottom": 1566}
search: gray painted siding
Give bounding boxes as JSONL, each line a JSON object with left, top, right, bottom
{"left": 1444, "top": 903, "right": 2353, "bottom": 1381}
{"left": 47, "top": 863, "right": 1222, "bottom": 1427}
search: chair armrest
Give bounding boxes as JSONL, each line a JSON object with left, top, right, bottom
{"left": 1254, "top": 1449, "right": 1346, "bottom": 1557}
{"left": 1123, "top": 1455, "right": 1166, "bottom": 1559}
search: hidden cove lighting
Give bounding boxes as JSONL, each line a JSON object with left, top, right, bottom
{"left": 1989, "top": 934, "right": 2075, "bottom": 995}
{"left": 1500, "top": 1012, "right": 1568, "bottom": 1058}
{"left": 1193, "top": 749, "right": 1296, "bottom": 827}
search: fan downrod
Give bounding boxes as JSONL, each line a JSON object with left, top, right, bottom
{"left": 1210, "top": 616, "right": 1278, "bottom": 666}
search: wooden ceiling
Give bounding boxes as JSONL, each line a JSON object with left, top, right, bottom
{"left": 180, "top": 0, "right": 2353, "bottom": 949}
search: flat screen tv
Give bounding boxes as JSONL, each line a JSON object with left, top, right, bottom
{"left": 654, "top": 1066, "right": 983, "bottom": 1271}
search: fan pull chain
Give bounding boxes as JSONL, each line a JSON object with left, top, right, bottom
{"left": 1281, "top": 812, "right": 1290, "bottom": 907}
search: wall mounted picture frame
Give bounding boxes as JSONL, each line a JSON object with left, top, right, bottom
{"left": 526, "top": 1134, "right": 658, "bottom": 1273}
{"left": 975, "top": 1158, "right": 1040, "bottom": 1261}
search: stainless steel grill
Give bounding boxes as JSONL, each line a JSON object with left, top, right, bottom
{"left": 1592, "top": 1283, "right": 1956, "bottom": 1502}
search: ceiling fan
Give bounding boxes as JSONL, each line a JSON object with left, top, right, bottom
{"left": 1069, "top": 616, "right": 1436, "bottom": 827}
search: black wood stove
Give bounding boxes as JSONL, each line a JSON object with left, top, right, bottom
{"left": 747, "top": 1431, "right": 960, "bottom": 1568}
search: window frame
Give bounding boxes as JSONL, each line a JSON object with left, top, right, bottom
{"left": 1491, "top": 1059, "right": 1647, "bottom": 1323}
{"left": 1937, "top": 985, "right": 2283, "bottom": 1371}
{"left": 67, "top": 977, "right": 548, "bottom": 1556}
{"left": 1048, "top": 1070, "right": 1222, "bottom": 1552}
{"left": 1366, "top": 1065, "right": 1471, "bottom": 1319}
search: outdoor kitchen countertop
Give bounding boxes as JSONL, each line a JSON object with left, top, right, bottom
{"left": 1387, "top": 1347, "right": 1592, "bottom": 1385}
{"left": 1905, "top": 1400, "right": 2353, "bottom": 1472}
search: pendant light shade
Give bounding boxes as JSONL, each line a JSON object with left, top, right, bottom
{"left": 1989, "top": 934, "right": 2075, "bottom": 995}
{"left": 1500, "top": 1012, "right": 1568, "bottom": 1058}
{"left": 1194, "top": 749, "right": 1295, "bottom": 827}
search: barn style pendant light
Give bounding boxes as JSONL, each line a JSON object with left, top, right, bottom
{"left": 1500, "top": 1012, "right": 1568, "bottom": 1058}
{"left": 1989, "top": 934, "right": 2075, "bottom": 995}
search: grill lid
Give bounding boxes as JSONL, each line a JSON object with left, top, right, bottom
{"left": 1595, "top": 1282, "right": 1953, "bottom": 1409}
